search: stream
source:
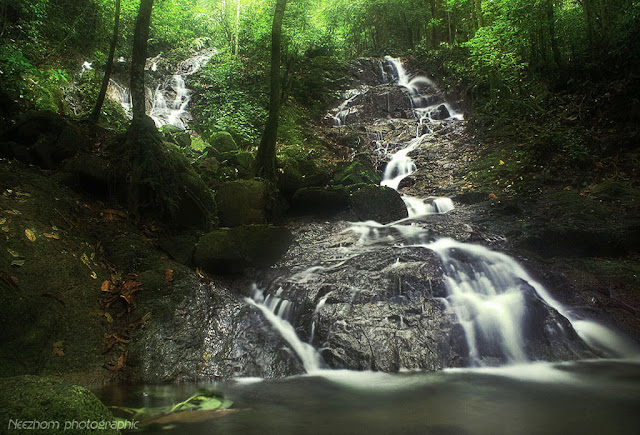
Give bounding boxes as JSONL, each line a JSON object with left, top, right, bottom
{"left": 99, "top": 57, "right": 640, "bottom": 434}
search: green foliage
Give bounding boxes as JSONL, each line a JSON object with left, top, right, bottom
{"left": 190, "top": 53, "right": 267, "bottom": 148}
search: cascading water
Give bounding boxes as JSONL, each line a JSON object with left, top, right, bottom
{"left": 108, "top": 49, "right": 216, "bottom": 129}
{"left": 246, "top": 285, "right": 324, "bottom": 373}
{"left": 246, "top": 56, "right": 639, "bottom": 376}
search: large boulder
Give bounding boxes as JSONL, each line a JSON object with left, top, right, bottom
{"left": 0, "top": 111, "right": 84, "bottom": 169}
{"left": 348, "top": 185, "right": 408, "bottom": 223}
{"left": 209, "top": 131, "right": 238, "bottom": 153}
{"left": 291, "top": 186, "right": 350, "bottom": 215}
{"left": 216, "top": 179, "right": 272, "bottom": 227}
{"left": 277, "top": 151, "right": 332, "bottom": 194}
{"left": 159, "top": 125, "right": 191, "bottom": 148}
{"left": 0, "top": 376, "right": 119, "bottom": 434}
{"left": 218, "top": 150, "right": 255, "bottom": 179}
{"left": 194, "top": 225, "right": 294, "bottom": 274}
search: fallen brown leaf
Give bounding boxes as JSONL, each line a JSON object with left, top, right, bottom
{"left": 24, "top": 228, "right": 36, "bottom": 242}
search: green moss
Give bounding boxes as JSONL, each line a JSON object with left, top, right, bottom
{"left": 333, "top": 160, "right": 380, "bottom": 186}
{"left": 117, "top": 117, "right": 218, "bottom": 230}
{"left": 215, "top": 179, "right": 271, "bottom": 227}
{"left": 0, "top": 376, "right": 118, "bottom": 435}
{"left": 209, "top": 131, "right": 238, "bottom": 153}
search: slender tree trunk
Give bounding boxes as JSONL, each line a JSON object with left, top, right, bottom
{"left": 546, "top": 0, "right": 562, "bottom": 69}
{"left": 130, "top": 0, "right": 154, "bottom": 121}
{"left": 475, "top": 0, "right": 484, "bottom": 30}
{"left": 234, "top": 0, "right": 240, "bottom": 55}
{"left": 90, "top": 0, "right": 121, "bottom": 122}
{"left": 254, "top": 0, "right": 287, "bottom": 180}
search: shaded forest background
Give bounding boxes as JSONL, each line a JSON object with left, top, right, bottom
{"left": 1, "top": 0, "right": 639, "bottom": 190}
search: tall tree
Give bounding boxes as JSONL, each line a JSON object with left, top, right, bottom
{"left": 130, "top": 0, "right": 154, "bottom": 121}
{"left": 90, "top": 0, "right": 121, "bottom": 122}
{"left": 475, "top": 0, "right": 483, "bottom": 29}
{"left": 254, "top": 0, "right": 287, "bottom": 180}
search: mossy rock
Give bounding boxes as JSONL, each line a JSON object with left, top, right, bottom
{"left": 216, "top": 179, "right": 274, "bottom": 227}
{"left": 196, "top": 156, "right": 221, "bottom": 184}
{"left": 333, "top": 160, "right": 380, "bottom": 186}
{"left": 65, "top": 154, "right": 120, "bottom": 198}
{"left": 277, "top": 152, "right": 332, "bottom": 194}
{"left": 0, "top": 111, "right": 84, "bottom": 169}
{"left": 292, "top": 186, "right": 350, "bottom": 215}
{"left": 209, "top": 131, "right": 238, "bottom": 153}
{"left": 0, "top": 376, "right": 118, "bottom": 435}
{"left": 193, "top": 225, "right": 293, "bottom": 274}
{"left": 348, "top": 184, "right": 408, "bottom": 223}
{"left": 158, "top": 234, "right": 197, "bottom": 265}
{"left": 219, "top": 150, "right": 255, "bottom": 179}
{"left": 159, "top": 125, "right": 191, "bottom": 148}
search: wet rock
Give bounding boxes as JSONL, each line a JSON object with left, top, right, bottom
{"left": 129, "top": 274, "right": 302, "bottom": 381}
{"left": 208, "top": 131, "right": 238, "bottom": 153}
{"left": 0, "top": 376, "right": 118, "bottom": 434}
{"left": 194, "top": 225, "right": 293, "bottom": 274}
{"left": 348, "top": 185, "right": 408, "bottom": 223}
{"left": 430, "top": 104, "right": 450, "bottom": 120}
{"left": 215, "top": 179, "right": 271, "bottom": 227}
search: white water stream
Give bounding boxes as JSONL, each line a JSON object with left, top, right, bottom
{"left": 108, "top": 50, "right": 216, "bottom": 129}
{"left": 246, "top": 57, "right": 639, "bottom": 377}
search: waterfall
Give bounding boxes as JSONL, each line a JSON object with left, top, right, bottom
{"left": 380, "top": 57, "right": 456, "bottom": 218}
{"left": 108, "top": 49, "right": 216, "bottom": 129}
{"left": 246, "top": 285, "right": 324, "bottom": 373}
{"left": 246, "top": 56, "right": 639, "bottom": 375}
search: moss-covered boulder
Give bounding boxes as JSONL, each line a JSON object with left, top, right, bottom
{"left": 193, "top": 225, "right": 293, "bottom": 274}
{"left": 0, "top": 376, "right": 119, "bottom": 434}
{"left": 333, "top": 160, "right": 380, "bottom": 186}
{"left": 209, "top": 131, "right": 238, "bottom": 153}
{"left": 159, "top": 125, "right": 191, "bottom": 148}
{"left": 0, "top": 111, "right": 84, "bottom": 169}
{"left": 291, "top": 186, "right": 350, "bottom": 215}
{"left": 218, "top": 150, "right": 255, "bottom": 179}
{"left": 216, "top": 179, "right": 274, "bottom": 227}
{"left": 277, "top": 152, "right": 332, "bottom": 194}
{"left": 348, "top": 185, "right": 408, "bottom": 223}
{"left": 196, "top": 156, "right": 221, "bottom": 186}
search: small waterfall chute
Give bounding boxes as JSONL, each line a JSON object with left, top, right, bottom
{"left": 246, "top": 285, "right": 324, "bottom": 373}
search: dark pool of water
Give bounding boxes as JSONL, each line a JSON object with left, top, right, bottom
{"left": 98, "top": 359, "right": 640, "bottom": 435}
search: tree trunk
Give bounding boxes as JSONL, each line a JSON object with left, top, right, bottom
{"left": 90, "top": 0, "right": 121, "bottom": 122}
{"left": 546, "top": 0, "right": 562, "bottom": 69}
{"left": 254, "top": 0, "right": 287, "bottom": 180}
{"left": 130, "top": 0, "right": 154, "bottom": 121}
{"left": 475, "top": 0, "right": 484, "bottom": 30}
